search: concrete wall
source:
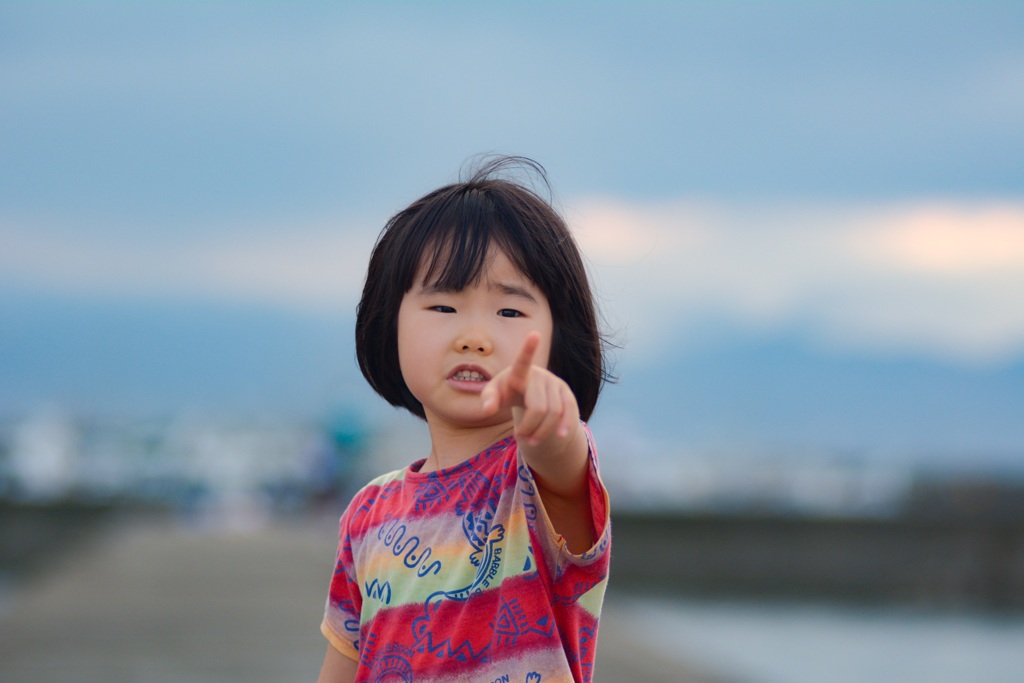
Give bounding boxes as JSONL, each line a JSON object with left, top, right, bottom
{"left": 610, "top": 511, "right": 1024, "bottom": 610}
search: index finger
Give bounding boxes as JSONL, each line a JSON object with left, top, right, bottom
{"left": 509, "top": 331, "right": 542, "bottom": 384}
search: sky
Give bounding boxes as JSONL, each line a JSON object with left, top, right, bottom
{"left": 2, "top": 3, "right": 1023, "bottom": 468}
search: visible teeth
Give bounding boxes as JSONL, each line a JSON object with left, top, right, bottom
{"left": 453, "top": 370, "right": 485, "bottom": 381}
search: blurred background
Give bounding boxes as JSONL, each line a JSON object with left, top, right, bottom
{"left": 1, "top": 3, "right": 1023, "bottom": 682}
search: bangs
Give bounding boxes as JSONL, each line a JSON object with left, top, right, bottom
{"left": 413, "top": 188, "right": 531, "bottom": 291}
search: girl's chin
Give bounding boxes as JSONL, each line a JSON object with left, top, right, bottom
{"left": 425, "top": 406, "right": 513, "bottom": 429}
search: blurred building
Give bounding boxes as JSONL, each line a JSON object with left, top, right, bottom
{"left": 0, "top": 409, "right": 367, "bottom": 515}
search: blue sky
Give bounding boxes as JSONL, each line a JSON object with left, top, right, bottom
{"left": 2, "top": 3, "right": 1023, "bottom": 466}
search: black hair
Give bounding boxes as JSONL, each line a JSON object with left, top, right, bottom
{"left": 355, "top": 155, "right": 611, "bottom": 421}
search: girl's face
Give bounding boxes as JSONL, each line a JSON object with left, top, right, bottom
{"left": 397, "top": 247, "right": 553, "bottom": 431}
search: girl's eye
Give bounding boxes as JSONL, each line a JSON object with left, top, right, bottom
{"left": 497, "top": 309, "right": 523, "bottom": 318}
{"left": 430, "top": 305, "right": 456, "bottom": 313}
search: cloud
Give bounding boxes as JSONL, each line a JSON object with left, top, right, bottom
{"left": 0, "top": 214, "right": 376, "bottom": 313}
{"left": 571, "top": 198, "right": 1024, "bottom": 366}
{"left": 4, "top": 198, "right": 1024, "bottom": 366}
{"left": 850, "top": 204, "right": 1024, "bottom": 274}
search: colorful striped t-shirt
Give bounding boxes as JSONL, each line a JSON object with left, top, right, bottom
{"left": 321, "top": 428, "right": 611, "bottom": 683}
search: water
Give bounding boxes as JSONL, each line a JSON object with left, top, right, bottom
{"left": 613, "top": 596, "right": 1024, "bottom": 683}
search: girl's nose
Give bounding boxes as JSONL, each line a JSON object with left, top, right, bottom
{"left": 455, "top": 327, "right": 492, "bottom": 354}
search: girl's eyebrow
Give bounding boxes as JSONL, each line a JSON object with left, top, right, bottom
{"left": 417, "top": 280, "right": 538, "bottom": 303}
{"left": 490, "top": 282, "right": 538, "bottom": 302}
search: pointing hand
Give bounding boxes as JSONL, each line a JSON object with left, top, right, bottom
{"left": 481, "top": 332, "right": 579, "bottom": 447}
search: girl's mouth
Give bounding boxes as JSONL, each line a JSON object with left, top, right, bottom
{"left": 447, "top": 365, "right": 491, "bottom": 390}
{"left": 451, "top": 369, "right": 487, "bottom": 382}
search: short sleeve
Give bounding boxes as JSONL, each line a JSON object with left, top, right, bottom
{"left": 320, "top": 505, "right": 363, "bottom": 661}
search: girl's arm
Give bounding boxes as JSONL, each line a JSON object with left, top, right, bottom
{"left": 482, "top": 332, "right": 594, "bottom": 553}
{"left": 521, "top": 425, "right": 593, "bottom": 555}
{"left": 317, "top": 644, "right": 357, "bottom": 683}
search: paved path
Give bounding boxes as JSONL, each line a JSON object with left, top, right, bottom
{"left": 0, "top": 515, "right": 726, "bottom": 683}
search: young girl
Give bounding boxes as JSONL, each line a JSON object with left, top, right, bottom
{"left": 319, "top": 157, "right": 612, "bottom": 683}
